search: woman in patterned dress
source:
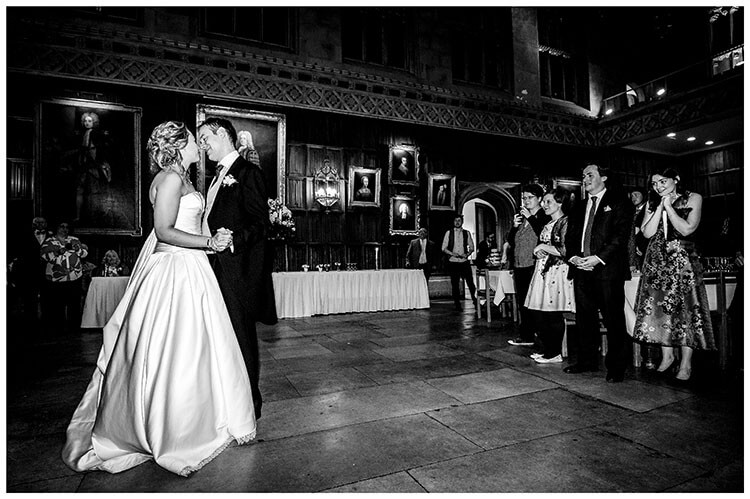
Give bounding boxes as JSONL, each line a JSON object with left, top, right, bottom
{"left": 525, "top": 188, "right": 575, "bottom": 363}
{"left": 633, "top": 168, "right": 715, "bottom": 381}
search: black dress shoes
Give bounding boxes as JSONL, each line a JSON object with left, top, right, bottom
{"left": 563, "top": 364, "right": 598, "bottom": 374}
{"left": 606, "top": 372, "right": 625, "bottom": 383}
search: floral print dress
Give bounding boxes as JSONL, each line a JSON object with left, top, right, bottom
{"left": 633, "top": 194, "right": 715, "bottom": 350}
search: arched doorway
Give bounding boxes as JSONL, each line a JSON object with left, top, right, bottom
{"left": 458, "top": 182, "right": 521, "bottom": 253}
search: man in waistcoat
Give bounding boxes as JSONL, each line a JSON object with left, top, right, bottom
{"left": 442, "top": 214, "right": 476, "bottom": 311}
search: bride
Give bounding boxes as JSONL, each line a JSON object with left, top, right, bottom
{"left": 62, "top": 121, "right": 257, "bottom": 477}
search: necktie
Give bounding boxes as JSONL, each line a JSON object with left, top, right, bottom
{"left": 583, "top": 196, "right": 598, "bottom": 256}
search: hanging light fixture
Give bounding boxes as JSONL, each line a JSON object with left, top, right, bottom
{"left": 314, "top": 157, "right": 340, "bottom": 210}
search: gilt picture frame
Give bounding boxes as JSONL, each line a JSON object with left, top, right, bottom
{"left": 428, "top": 173, "right": 456, "bottom": 211}
{"left": 389, "top": 195, "right": 419, "bottom": 236}
{"left": 349, "top": 167, "right": 381, "bottom": 207}
{"left": 35, "top": 98, "right": 142, "bottom": 236}
{"left": 388, "top": 145, "right": 419, "bottom": 185}
{"left": 196, "top": 104, "right": 286, "bottom": 204}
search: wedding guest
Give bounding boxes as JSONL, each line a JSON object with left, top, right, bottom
{"left": 565, "top": 164, "right": 632, "bottom": 383}
{"left": 628, "top": 187, "right": 648, "bottom": 272}
{"left": 633, "top": 168, "right": 715, "bottom": 381}
{"left": 40, "top": 222, "right": 88, "bottom": 334}
{"left": 475, "top": 233, "right": 497, "bottom": 270}
{"left": 526, "top": 189, "right": 575, "bottom": 363}
{"left": 503, "top": 184, "right": 550, "bottom": 346}
{"left": 9, "top": 217, "right": 51, "bottom": 327}
{"left": 95, "top": 250, "right": 130, "bottom": 277}
{"left": 442, "top": 214, "right": 477, "bottom": 311}
{"left": 406, "top": 228, "right": 436, "bottom": 282}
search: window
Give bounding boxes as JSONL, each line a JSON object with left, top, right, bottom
{"left": 201, "top": 7, "right": 294, "bottom": 50}
{"left": 342, "top": 8, "right": 408, "bottom": 70}
{"left": 710, "top": 7, "right": 743, "bottom": 53}
{"left": 450, "top": 8, "right": 513, "bottom": 91}
{"left": 537, "top": 8, "right": 589, "bottom": 108}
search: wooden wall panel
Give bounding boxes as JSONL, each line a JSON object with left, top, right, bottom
{"left": 286, "top": 177, "right": 307, "bottom": 210}
{"left": 288, "top": 144, "right": 307, "bottom": 177}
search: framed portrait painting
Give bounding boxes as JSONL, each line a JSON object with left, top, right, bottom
{"left": 348, "top": 167, "right": 381, "bottom": 207}
{"left": 388, "top": 145, "right": 419, "bottom": 185}
{"left": 389, "top": 195, "right": 419, "bottom": 236}
{"left": 553, "top": 178, "right": 584, "bottom": 206}
{"left": 196, "top": 104, "right": 286, "bottom": 204}
{"left": 428, "top": 173, "right": 456, "bottom": 211}
{"left": 35, "top": 98, "right": 142, "bottom": 236}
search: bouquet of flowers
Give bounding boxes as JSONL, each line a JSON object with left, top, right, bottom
{"left": 268, "top": 198, "right": 296, "bottom": 241}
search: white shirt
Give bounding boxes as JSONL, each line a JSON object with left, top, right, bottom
{"left": 581, "top": 187, "right": 607, "bottom": 264}
{"left": 202, "top": 150, "right": 240, "bottom": 236}
{"left": 419, "top": 238, "right": 427, "bottom": 265}
{"left": 442, "top": 228, "right": 474, "bottom": 263}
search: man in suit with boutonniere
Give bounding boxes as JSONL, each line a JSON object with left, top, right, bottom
{"left": 564, "top": 163, "right": 633, "bottom": 383}
{"left": 199, "top": 117, "right": 277, "bottom": 420}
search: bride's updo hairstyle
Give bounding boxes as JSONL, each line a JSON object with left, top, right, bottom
{"left": 147, "top": 121, "right": 189, "bottom": 174}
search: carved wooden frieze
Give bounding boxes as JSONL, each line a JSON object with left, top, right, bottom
{"left": 8, "top": 37, "right": 599, "bottom": 147}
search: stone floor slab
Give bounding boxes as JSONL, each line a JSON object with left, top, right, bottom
{"left": 428, "top": 388, "right": 631, "bottom": 449}
{"left": 409, "top": 427, "right": 705, "bottom": 492}
{"left": 563, "top": 377, "right": 694, "bottom": 412}
{"left": 285, "top": 367, "right": 378, "bottom": 396}
{"left": 426, "top": 368, "right": 559, "bottom": 404}
{"left": 325, "top": 471, "right": 427, "bottom": 493}
{"left": 259, "top": 381, "right": 461, "bottom": 441}
{"left": 372, "top": 344, "right": 463, "bottom": 362}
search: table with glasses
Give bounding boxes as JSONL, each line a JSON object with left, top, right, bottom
{"left": 80, "top": 276, "right": 129, "bottom": 328}
{"left": 272, "top": 269, "right": 430, "bottom": 319}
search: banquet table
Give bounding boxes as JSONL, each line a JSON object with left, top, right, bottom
{"left": 80, "top": 276, "right": 129, "bottom": 328}
{"left": 272, "top": 269, "right": 430, "bottom": 319}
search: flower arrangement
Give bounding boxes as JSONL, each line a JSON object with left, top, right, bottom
{"left": 268, "top": 198, "right": 296, "bottom": 241}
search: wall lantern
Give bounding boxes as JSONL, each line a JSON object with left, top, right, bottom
{"left": 314, "top": 157, "right": 340, "bottom": 209}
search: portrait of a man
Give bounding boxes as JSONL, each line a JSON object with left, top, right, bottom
{"left": 389, "top": 195, "right": 419, "bottom": 235}
{"left": 389, "top": 146, "right": 419, "bottom": 184}
{"left": 428, "top": 173, "right": 456, "bottom": 211}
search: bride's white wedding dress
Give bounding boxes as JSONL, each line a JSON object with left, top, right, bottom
{"left": 62, "top": 191, "right": 256, "bottom": 477}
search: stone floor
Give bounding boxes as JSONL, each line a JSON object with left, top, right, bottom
{"left": 6, "top": 299, "right": 744, "bottom": 492}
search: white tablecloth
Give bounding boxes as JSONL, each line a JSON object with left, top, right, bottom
{"left": 272, "top": 269, "right": 430, "bottom": 318}
{"left": 624, "top": 274, "right": 737, "bottom": 336}
{"left": 80, "top": 276, "right": 129, "bottom": 328}
{"left": 485, "top": 270, "right": 515, "bottom": 306}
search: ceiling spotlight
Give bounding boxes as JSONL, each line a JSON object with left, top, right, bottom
{"left": 705, "top": 140, "right": 714, "bottom": 145}
{"left": 656, "top": 88, "right": 666, "bottom": 96}
{"left": 605, "top": 108, "right": 613, "bottom": 116}
{"left": 687, "top": 136, "right": 696, "bottom": 142}
{"left": 667, "top": 132, "right": 676, "bottom": 138}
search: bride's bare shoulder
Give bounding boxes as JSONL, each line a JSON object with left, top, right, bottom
{"left": 149, "top": 171, "right": 183, "bottom": 203}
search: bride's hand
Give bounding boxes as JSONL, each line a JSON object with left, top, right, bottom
{"left": 211, "top": 232, "right": 233, "bottom": 252}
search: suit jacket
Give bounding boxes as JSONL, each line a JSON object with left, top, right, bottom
{"left": 406, "top": 238, "right": 435, "bottom": 268}
{"left": 207, "top": 155, "right": 277, "bottom": 324}
{"left": 565, "top": 190, "right": 633, "bottom": 281}
{"left": 11, "top": 231, "right": 50, "bottom": 289}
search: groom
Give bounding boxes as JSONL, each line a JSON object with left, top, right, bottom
{"left": 199, "top": 117, "right": 277, "bottom": 419}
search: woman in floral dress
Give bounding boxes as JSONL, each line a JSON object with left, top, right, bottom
{"left": 633, "top": 168, "right": 715, "bottom": 381}
{"left": 525, "top": 188, "right": 575, "bottom": 363}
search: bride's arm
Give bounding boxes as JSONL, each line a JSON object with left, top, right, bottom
{"left": 153, "top": 172, "right": 225, "bottom": 250}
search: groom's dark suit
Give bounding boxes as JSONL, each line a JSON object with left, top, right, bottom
{"left": 207, "top": 154, "right": 277, "bottom": 418}
{"left": 565, "top": 189, "right": 633, "bottom": 377}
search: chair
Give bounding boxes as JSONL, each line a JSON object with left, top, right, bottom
{"left": 475, "top": 268, "right": 517, "bottom": 323}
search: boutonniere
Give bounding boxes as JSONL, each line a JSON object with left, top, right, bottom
{"left": 603, "top": 205, "right": 612, "bottom": 212}
{"left": 221, "top": 174, "right": 238, "bottom": 187}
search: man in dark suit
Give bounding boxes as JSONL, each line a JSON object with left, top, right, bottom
{"left": 564, "top": 163, "right": 633, "bottom": 382}
{"left": 199, "top": 117, "right": 277, "bottom": 419}
{"left": 405, "top": 228, "right": 435, "bottom": 282}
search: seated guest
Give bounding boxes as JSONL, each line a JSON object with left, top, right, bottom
{"left": 475, "top": 233, "right": 498, "bottom": 270}
{"left": 40, "top": 222, "right": 88, "bottom": 335}
{"left": 96, "top": 250, "right": 130, "bottom": 277}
